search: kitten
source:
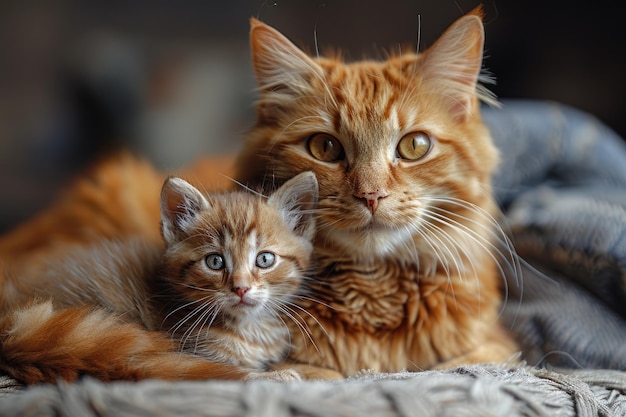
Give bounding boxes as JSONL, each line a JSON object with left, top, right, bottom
{"left": 0, "top": 171, "right": 318, "bottom": 384}
{"left": 234, "top": 7, "right": 520, "bottom": 376}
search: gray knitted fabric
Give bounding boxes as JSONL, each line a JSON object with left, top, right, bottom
{"left": 1, "top": 366, "right": 626, "bottom": 417}
{"left": 488, "top": 100, "right": 626, "bottom": 370}
{"left": 2, "top": 100, "right": 626, "bottom": 416}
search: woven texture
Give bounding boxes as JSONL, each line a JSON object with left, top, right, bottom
{"left": 1, "top": 366, "right": 626, "bottom": 417}
{"left": 1, "top": 100, "right": 626, "bottom": 416}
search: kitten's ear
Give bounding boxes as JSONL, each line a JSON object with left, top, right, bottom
{"left": 420, "top": 7, "right": 491, "bottom": 120}
{"left": 268, "top": 172, "right": 319, "bottom": 241}
{"left": 160, "top": 177, "right": 210, "bottom": 244}
{"left": 249, "top": 17, "right": 320, "bottom": 96}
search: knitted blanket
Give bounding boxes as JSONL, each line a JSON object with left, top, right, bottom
{"left": 1, "top": 100, "right": 626, "bottom": 416}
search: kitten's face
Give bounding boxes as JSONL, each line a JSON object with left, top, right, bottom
{"left": 160, "top": 173, "right": 318, "bottom": 323}
{"left": 169, "top": 202, "right": 296, "bottom": 320}
{"left": 237, "top": 11, "right": 499, "bottom": 263}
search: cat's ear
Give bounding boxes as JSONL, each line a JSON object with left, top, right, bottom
{"left": 160, "top": 177, "right": 210, "bottom": 244}
{"left": 420, "top": 7, "right": 491, "bottom": 120}
{"left": 249, "top": 17, "right": 320, "bottom": 98}
{"left": 268, "top": 172, "right": 319, "bottom": 241}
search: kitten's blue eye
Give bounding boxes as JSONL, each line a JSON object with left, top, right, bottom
{"left": 307, "top": 133, "right": 345, "bottom": 162}
{"left": 205, "top": 254, "right": 225, "bottom": 270}
{"left": 256, "top": 251, "right": 276, "bottom": 268}
{"left": 397, "top": 131, "right": 432, "bottom": 160}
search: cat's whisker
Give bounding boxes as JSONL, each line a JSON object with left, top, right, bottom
{"left": 264, "top": 115, "right": 328, "bottom": 155}
{"left": 421, "top": 211, "right": 481, "bottom": 276}
{"left": 292, "top": 294, "right": 336, "bottom": 311}
{"left": 419, "top": 199, "right": 524, "bottom": 320}
{"left": 398, "top": 82, "right": 421, "bottom": 115}
{"left": 175, "top": 282, "right": 219, "bottom": 293}
{"left": 426, "top": 196, "right": 523, "bottom": 287}
{"left": 420, "top": 214, "right": 487, "bottom": 313}
{"left": 416, "top": 14, "right": 422, "bottom": 55}
{"left": 297, "top": 55, "right": 339, "bottom": 111}
{"left": 395, "top": 230, "right": 420, "bottom": 269}
{"left": 408, "top": 221, "right": 452, "bottom": 280}
{"left": 194, "top": 304, "right": 222, "bottom": 355}
{"left": 166, "top": 296, "right": 217, "bottom": 338}
{"left": 179, "top": 301, "right": 222, "bottom": 353}
{"left": 420, "top": 218, "right": 467, "bottom": 279}
{"left": 412, "top": 221, "right": 460, "bottom": 311}
{"left": 262, "top": 302, "right": 294, "bottom": 352}
{"left": 216, "top": 175, "right": 266, "bottom": 197}
{"left": 425, "top": 208, "right": 518, "bottom": 292}
{"left": 163, "top": 294, "right": 215, "bottom": 327}
{"left": 269, "top": 291, "right": 333, "bottom": 340}
{"left": 269, "top": 300, "right": 324, "bottom": 356}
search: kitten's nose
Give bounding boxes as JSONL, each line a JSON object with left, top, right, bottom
{"left": 233, "top": 286, "right": 250, "bottom": 298}
{"left": 354, "top": 190, "right": 388, "bottom": 214}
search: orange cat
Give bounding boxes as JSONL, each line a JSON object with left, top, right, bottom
{"left": 0, "top": 172, "right": 318, "bottom": 383}
{"left": 235, "top": 7, "right": 519, "bottom": 376}
{"left": 0, "top": 7, "right": 519, "bottom": 381}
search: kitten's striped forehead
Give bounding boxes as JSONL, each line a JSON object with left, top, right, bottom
{"left": 204, "top": 193, "right": 261, "bottom": 237}
{"left": 221, "top": 225, "right": 258, "bottom": 272}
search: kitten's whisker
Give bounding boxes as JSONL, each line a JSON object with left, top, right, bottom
{"left": 180, "top": 301, "right": 221, "bottom": 353}
{"left": 270, "top": 291, "right": 332, "bottom": 344}
{"left": 272, "top": 301, "right": 323, "bottom": 356}
{"left": 175, "top": 283, "right": 218, "bottom": 293}
{"left": 167, "top": 297, "right": 216, "bottom": 338}
{"left": 263, "top": 303, "right": 294, "bottom": 353}
{"left": 163, "top": 295, "right": 214, "bottom": 327}
{"left": 292, "top": 294, "right": 336, "bottom": 311}
{"left": 194, "top": 305, "right": 221, "bottom": 355}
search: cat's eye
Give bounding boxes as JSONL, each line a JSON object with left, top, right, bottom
{"left": 397, "top": 132, "right": 432, "bottom": 160}
{"left": 205, "top": 254, "right": 225, "bottom": 270}
{"left": 307, "top": 133, "right": 345, "bottom": 162}
{"left": 256, "top": 251, "right": 276, "bottom": 268}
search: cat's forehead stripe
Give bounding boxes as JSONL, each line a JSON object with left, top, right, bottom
{"left": 323, "top": 64, "right": 410, "bottom": 137}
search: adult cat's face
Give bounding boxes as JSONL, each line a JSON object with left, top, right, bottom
{"left": 236, "top": 10, "right": 499, "bottom": 263}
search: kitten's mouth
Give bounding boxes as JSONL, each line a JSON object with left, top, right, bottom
{"left": 234, "top": 298, "right": 257, "bottom": 308}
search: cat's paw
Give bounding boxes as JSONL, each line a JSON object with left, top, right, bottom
{"left": 349, "top": 368, "right": 378, "bottom": 379}
{"left": 243, "top": 369, "right": 302, "bottom": 382}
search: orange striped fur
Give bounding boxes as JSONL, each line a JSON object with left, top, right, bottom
{"left": 235, "top": 7, "right": 519, "bottom": 376}
{"left": 0, "top": 171, "right": 318, "bottom": 384}
{"left": 0, "top": 8, "right": 519, "bottom": 383}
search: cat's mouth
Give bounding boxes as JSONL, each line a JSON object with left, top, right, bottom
{"left": 235, "top": 299, "right": 254, "bottom": 307}
{"left": 353, "top": 218, "right": 392, "bottom": 233}
{"left": 232, "top": 297, "right": 259, "bottom": 309}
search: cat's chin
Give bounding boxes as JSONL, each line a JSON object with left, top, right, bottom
{"left": 321, "top": 225, "right": 418, "bottom": 262}
{"left": 224, "top": 304, "right": 263, "bottom": 322}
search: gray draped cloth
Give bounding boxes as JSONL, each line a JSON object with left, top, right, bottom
{"left": 2, "top": 100, "right": 626, "bottom": 416}
{"left": 488, "top": 100, "right": 626, "bottom": 370}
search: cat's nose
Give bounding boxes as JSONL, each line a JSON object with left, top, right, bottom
{"left": 354, "top": 190, "right": 388, "bottom": 214}
{"left": 233, "top": 286, "right": 250, "bottom": 298}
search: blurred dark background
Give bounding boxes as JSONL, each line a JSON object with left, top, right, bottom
{"left": 1, "top": 0, "right": 624, "bottom": 233}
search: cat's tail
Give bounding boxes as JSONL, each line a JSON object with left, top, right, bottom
{"left": 0, "top": 301, "right": 249, "bottom": 384}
